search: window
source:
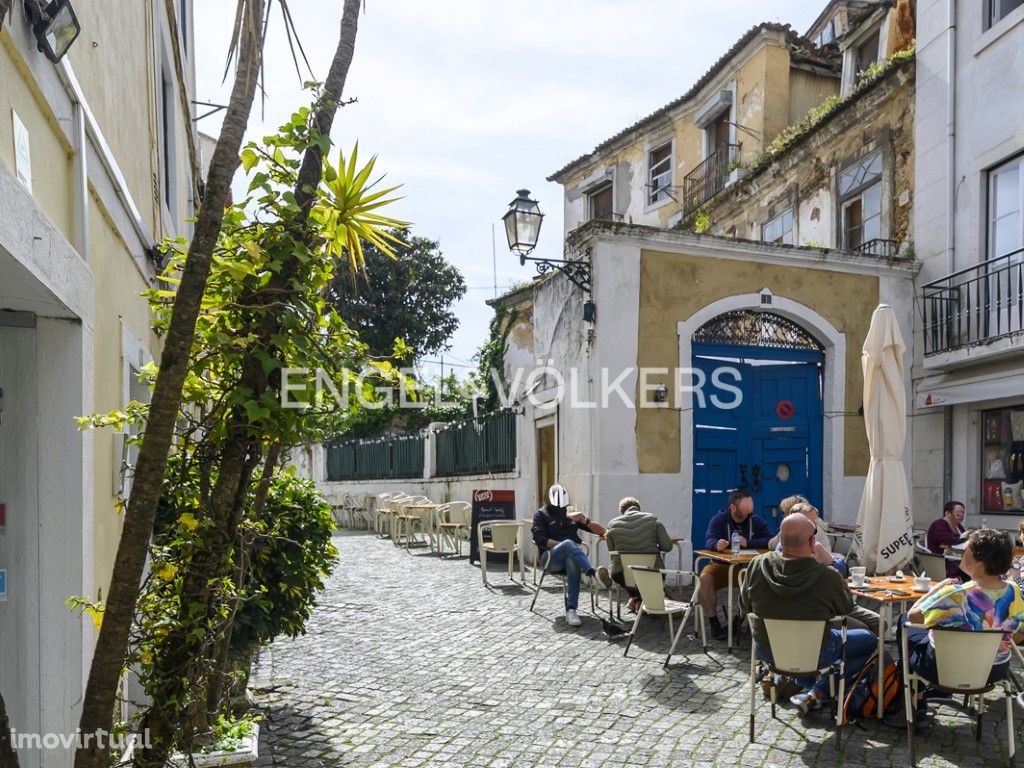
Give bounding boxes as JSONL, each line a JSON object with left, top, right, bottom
{"left": 587, "top": 181, "right": 614, "bottom": 221}
{"left": 179, "top": 0, "right": 189, "bottom": 55}
{"left": 989, "top": 155, "right": 1024, "bottom": 261}
{"left": 981, "top": 407, "right": 1024, "bottom": 514}
{"left": 159, "top": 57, "right": 178, "bottom": 219}
{"left": 814, "top": 19, "right": 835, "bottom": 47}
{"left": 855, "top": 33, "right": 880, "bottom": 81}
{"left": 762, "top": 209, "right": 794, "bottom": 245}
{"left": 989, "top": 0, "right": 1024, "bottom": 27}
{"left": 839, "top": 152, "right": 883, "bottom": 250}
{"left": 648, "top": 142, "right": 672, "bottom": 205}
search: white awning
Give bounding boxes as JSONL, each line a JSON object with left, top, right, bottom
{"left": 914, "top": 369, "right": 1024, "bottom": 409}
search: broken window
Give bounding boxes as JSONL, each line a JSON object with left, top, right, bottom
{"left": 855, "top": 33, "right": 880, "bottom": 81}
{"left": 763, "top": 209, "right": 794, "bottom": 245}
{"left": 648, "top": 142, "right": 672, "bottom": 205}
{"left": 839, "top": 152, "right": 883, "bottom": 250}
{"left": 588, "top": 181, "right": 614, "bottom": 221}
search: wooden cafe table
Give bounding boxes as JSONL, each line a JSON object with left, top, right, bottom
{"left": 848, "top": 574, "right": 924, "bottom": 719}
{"left": 693, "top": 548, "right": 767, "bottom": 649}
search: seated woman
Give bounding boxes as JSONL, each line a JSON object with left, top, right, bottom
{"left": 595, "top": 497, "right": 673, "bottom": 613}
{"left": 925, "top": 500, "right": 968, "bottom": 579}
{"left": 899, "top": 528, "right": 1024, "bottom": 718}
{"left": 1009, "top": 520, "right": 1024, "bottom": 590}
{"left": 768, "top": 501, "right": 837, "bottom": 568}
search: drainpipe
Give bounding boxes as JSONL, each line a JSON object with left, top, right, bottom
{"left": 942, "top": 0, "right": 956, "bottom": 503}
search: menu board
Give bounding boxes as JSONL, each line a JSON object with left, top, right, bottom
{"left": 469, "top": 489, "right": 516, "bottom": 564}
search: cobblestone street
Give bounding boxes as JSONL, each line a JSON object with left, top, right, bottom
{"left": 250, "top": 531, "right": 1016, "bottom": 767}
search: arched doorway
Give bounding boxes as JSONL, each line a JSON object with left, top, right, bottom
{"left": 690, "top": 309, "right": 824, "bottom": 543}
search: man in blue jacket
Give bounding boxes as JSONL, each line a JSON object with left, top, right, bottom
{"left": 532, "top": 484, "right": 605, "bottom": 627}
{"left": 698, "top": 489, "right": 772, "bottom": 640}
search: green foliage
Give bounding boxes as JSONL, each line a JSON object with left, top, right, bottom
{"left": 692, "top": 208, "right": 711, "bottom": 235}
{"left": 476, "top": 306, "right": 517, "bottom": 412}
{"left": 201, "top": 713, "right": 258, "bottom": 754}
{"left": 327, "top": 226, "right": 467, "bottom": 364}
{"left": 231, "top": 469, "right": 338, "bottom": 653}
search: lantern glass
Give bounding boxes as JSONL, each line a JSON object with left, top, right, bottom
{"left": 502, "top": 189, "right": 543, "bottom": 256}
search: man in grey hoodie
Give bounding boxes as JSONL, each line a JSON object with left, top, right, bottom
{"left": 741, "top": 513, "right": 877, "bottom": 714}
{"left": 595, "top": 497, "right": 674, "bottom": 612}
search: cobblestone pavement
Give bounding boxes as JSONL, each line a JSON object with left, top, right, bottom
{"left": 250, "top": 530, "right": 1018, "bottom": 767}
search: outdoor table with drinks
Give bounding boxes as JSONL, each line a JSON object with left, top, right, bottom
{"left": 694, "top": 543, "right": 767, "bottom": 650}
{"left": 848, "top": 566, "right": 934, "bottom": 718}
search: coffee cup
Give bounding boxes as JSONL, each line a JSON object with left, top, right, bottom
{"left": 914, "top": 575, "right": 931, "bottom": 590}
{"left": 850, "top": 566, "right": 867, "bottom": 587}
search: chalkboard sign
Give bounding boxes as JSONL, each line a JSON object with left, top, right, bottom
{"left": 469, "top": 489, "right": 516, "bottom": 564}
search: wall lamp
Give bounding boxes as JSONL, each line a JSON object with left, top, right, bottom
{"left": 502, "top": 189, "right": 595, "bottom": 319}
{"left": 24, "top": 0, "right": 81, "bottom": 63}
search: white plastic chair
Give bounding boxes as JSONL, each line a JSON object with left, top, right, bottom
{"left": 529, "top": 541, "right": 595, "bottom": 614}
{"left": 436, "top": 502, "right": 471, "bottom": 556}
{"left": 914, "top": 548, "right": 948, "bottom": 581}
{"left": 603, "top": 552, "right": 658, "bottom": 620}
{"left": 901, "top": 623, "right": 1022, "bottom": 766}
{"left": 477, "top": 521, "right": 525, "bottom": 585}
{"left": 374, "top": 492, "right": 405, "bottom": 536}
{"left": 623, "top": 565, "right": 705, "bottom": 666}
{"left": 748, "top": 614, "right": 846, "bottom": 749}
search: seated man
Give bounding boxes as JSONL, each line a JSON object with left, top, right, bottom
{"left": 531, "top": 483, "right": 606, "bottom": 627}
{"left": 899, "top": 528, "right": 1024, "bottom": 720}
{"left": 595, "top": 497, "right": 674, "bottom": 613}
{"left": 741, "top": 513, "right": 877, "bottom": 713}
{"left": 925, "top": 500, "right": 969, "bottom": 579}
{"left": 698, "top": 489, "right": 772, "bottom": 640}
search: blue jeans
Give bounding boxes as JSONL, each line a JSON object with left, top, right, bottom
{"left": 756, "top": 628, "right": 877, "bottom": 697}
{"left": 545, "top": 540, "right": 595, "bottom": 610}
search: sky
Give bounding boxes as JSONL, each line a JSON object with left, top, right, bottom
{"left": 194, "top": 0, "right": 827, "bottom": 381}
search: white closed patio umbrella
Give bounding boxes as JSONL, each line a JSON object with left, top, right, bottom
{"left": 855, "top": 304, "right": 914, "bottom": 574}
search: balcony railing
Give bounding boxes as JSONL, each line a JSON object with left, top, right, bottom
{"left": 683, "top": 143, "right": 740, "bottom": 216}
{"left": 853, "top": 238, "right": 901, "bottom": 258}
{"left": 921, "top": 247, "right": 1024, "bottom": 356}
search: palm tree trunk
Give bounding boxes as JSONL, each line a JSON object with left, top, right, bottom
{"left": 73, "top": 4, "right": 266, "bottom": 768}
{"left": 135, "top": 3, "right": 363, "bottom": 764}
{"left": 0, "top": 690, "right": 20, "bottom": 768}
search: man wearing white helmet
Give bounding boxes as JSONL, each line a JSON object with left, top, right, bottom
{"left": 531, "top": 483, "right": 606, "bottom": 627}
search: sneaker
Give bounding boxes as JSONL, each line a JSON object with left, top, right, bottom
{"left": 595, "top": 565, "right": 614, "bottom": 589}
{"left": 708, "top": 616, "right": 727, "bottom": 641}
{"left": 565, "top": 609, "right": 582, "bottom": 627}
{"left": 790, "top": 690, "right": 828, "bottom": 715}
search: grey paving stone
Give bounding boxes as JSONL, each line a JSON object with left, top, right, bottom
{"left": 250, "top": 530, "right": 1015, "bottom": 768}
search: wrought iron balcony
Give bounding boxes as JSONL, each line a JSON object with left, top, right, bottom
{"left": 921, "top": 247, "right": 1024, "bottom": 356}
{"left": 853, "top": 238, "right": 901, "bottom": 258}
{"left": 683, "top": 143, "right": 740, "bottom": 216}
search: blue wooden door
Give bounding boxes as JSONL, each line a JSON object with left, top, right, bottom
{"left": 691, "top": 343, "right": 823, "bottom": 546}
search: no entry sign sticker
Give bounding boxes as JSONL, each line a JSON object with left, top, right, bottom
{"left": 775, "top": 400, "right": 795, "bottom": 420}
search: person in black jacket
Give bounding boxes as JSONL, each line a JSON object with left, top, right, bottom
{"left": 697, "top": 489, "right": 772, "bottom": 640}
{"left": 532, "top": 484, "right": 606, "bottom": 627}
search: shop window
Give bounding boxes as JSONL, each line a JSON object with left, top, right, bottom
{"left": 981, "top": 407, "right": 1024, "bottom": 514}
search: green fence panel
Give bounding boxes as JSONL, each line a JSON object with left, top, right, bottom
{"left": 435, "top": 412, "right": 516, "bottom": 476}
{"left": 325, "top": 435, "right": 424, "bottom": 481}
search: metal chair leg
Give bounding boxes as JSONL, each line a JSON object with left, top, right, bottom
{"left": 529, "top": 569, "right": 547, "bottom": 611}
{"left": 624, "top": 610, "right": 643, "bottom": 657}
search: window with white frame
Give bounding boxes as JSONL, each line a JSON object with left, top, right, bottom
{"left": 159, "top": 57, "right": 178, "bottom": 219}
{"left": 647, "top": 142, "right": 672, "bottom": 205}
{"left": 588, "top": 181, "right": 614, "bottom": 221}
{"left": 814, "top": 19, "right": 835, "bottom": 47}
{"left": 989, "top": 155, "right": 1024, "bottom": 261}
{"left": 762, "top": 209, "right": 794, "bottom": 245}
{"left": 839, "top": 151, "right": 883, "bottom": 250}
{"left": 854, "top": 30, "right": 881, "bottom": 81}
{"left": 988, "top": 0, "right": 1024, "bottom": 28}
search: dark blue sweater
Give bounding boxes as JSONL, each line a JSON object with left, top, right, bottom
{"left": 704, "top": 507, "right": 772, "bottom": 550}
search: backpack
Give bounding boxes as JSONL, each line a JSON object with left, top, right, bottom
{"left": 842, "top": 651, "right": 903, "bottom": 724}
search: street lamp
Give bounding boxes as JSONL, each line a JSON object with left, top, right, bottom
{"left": 502, "top": 189, "right": 544, "bottom": 260}
{"left": 502, "top": 188, "right": 594, "bottom": 303}
{"left": 24, "top": 0, "right": 81, "bottom": 63}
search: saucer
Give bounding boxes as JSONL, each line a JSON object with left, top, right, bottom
{"left": 889, "top": 577, "right": 906, "bottom": 583}
{"left": 912, "top": 585, "right": 930, "bottom": 592}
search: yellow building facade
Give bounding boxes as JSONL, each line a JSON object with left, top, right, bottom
{"left": 0, "top": 2, "right": 195, "bottom": 763}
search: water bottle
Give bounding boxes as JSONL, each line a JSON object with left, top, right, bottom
{"left": 731, "top": 530, "right": 741, "bottom": 556}
{"left": 981, "top": 517, "right": 988, "bottom": 530}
